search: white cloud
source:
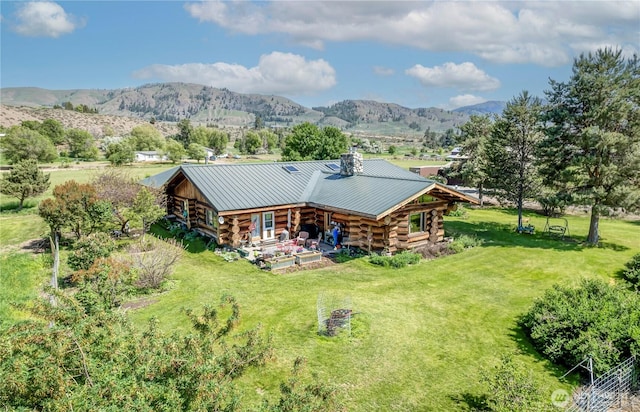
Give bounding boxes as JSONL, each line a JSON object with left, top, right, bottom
{"left": 373, "top": 66, "right": 394, "bottom": 76}
{"left": 406, "top": 62, "right": 500, "bottom": 92}
{"left": 448, "top": 95, "right": 488, "bottom": 110}
{"left": 184, "top": 0, "right": 639, "bottom": 66}
{"left": 133, "top": 52, "right": 336, "bottom": 96}
{"left": 13, "top": 1, "right": 83, "bottom": 38}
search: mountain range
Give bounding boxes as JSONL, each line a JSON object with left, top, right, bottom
{"left": 1, "top": 83, "right": 505, "bottom": 137}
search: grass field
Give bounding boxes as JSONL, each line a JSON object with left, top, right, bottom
{"left": 124, "top": 208, "right": 639, "bottom": 410}
{"left": 0, "top": 253, "right": 49, "bottom": 327}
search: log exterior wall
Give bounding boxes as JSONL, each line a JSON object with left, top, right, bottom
{"left": 164, "top": 173, "right": 453, "bottom": 253}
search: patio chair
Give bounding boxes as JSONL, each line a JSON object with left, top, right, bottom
{"left": 296, "top": 231, "right": 310, "bottom": 246}
{"left": 306, "top": 232, "right": 322, "bottom": 249}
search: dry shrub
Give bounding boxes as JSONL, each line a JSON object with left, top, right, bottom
{"left": 416, "top": 242, "right": 456, "bottom": 260}
{"left": 127, "top": 237, "right": 184, "bottom": 290}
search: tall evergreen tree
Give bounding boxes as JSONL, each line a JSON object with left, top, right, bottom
{"left": 538, "top": 48, "right": 640, "bottom": 245}
{"left": 486, "top": 91, "right": 543, "bottom": 229}
{"left": 456, "top": 115, "right": 493, "bottom": 207}
{"left": 0, "top": 159, "right": 50, "bottom": 210}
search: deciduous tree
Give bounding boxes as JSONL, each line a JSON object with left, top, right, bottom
{"left": 282, "top": 123, "right": 349, "bottom": 161}
{"left": 316, "top": 126, "right": 349, "bottom": 160}
{"left": 165, "top": 138, "right": 186, "bottom": 163}
{"left": 65, "top": 128, "right": 99, "bottom": 160}
{"left": 130, "top": 186, "right": 165, "bottom": 234}
{"left": 127, "top": 124, "right": 165, "bottom": 151}
{"left": 538, "top": 48, "right": 640, "bottom": 244}
{"left": 40, "top": 118, "right": 65, "bottom": 145}
{"left": 39, "top": 181, "right": 110, "bottom": 240}
{"left": 207, "top": 128, "right": 230, "bottom": 155}
{"left": 235, "top": 131, "right": 262, "bottom": 155}
{"left": 0, "top": 159, "right": 50, "bottom": 210}
{"left": 187, "top": 142, "right": 206, "bottom": 162}
{"left": 0, "top": 126, "right": 57, "bottom": 164}
{"left": 105, "top": 141, "right": 135, "bottom": 166}
{"left": 0, "top": 294, "right": 272, "bottom": 411}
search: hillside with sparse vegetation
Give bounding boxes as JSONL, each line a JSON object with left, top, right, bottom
{"left": 1, "top": 82, "right": 475, "bottom": 137}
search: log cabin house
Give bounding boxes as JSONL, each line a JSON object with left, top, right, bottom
{"left": 141, "top": 150, "right": 478, "bottom": 254}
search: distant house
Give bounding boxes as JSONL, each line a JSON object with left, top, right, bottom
{"left": 142, "top": 150, "right": 478, "bottom": 253}
{"left": 135, "top": 151, "right": 166, "bottom": 162}
{"left": 445, "top": 147, "right": 468, "bottom": 161}
{"left": 204, "top": 147, "right": 216, "bottom": 160}
{"left": 409, "top": 165, "right": 445, "bottom": 178}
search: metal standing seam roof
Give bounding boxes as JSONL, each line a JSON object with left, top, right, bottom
{"left": 140, "top": 159, "right": 474, "bottom": 217}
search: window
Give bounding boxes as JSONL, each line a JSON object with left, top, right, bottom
{"left": 409, "top": 213, "right": 424, "bottom": 233}
{"left": 182, "top": 199, "right": 189, "bottom": 219}
{"left": 326, "top": 163, "right": 341, "bottom": 171}
{"left": 262, "top": 211, "right": 274, "bottom": 239}
{"left": 283, "top": 165, "right": 300, "bottom": 174}
{"left": 205, "top": 209, "right": 219, "bottom": 228}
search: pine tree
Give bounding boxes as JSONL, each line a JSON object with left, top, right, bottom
{"left": 485, "top": 91, "right": 543, "bottom": 229}
{"left": 538, "top": 48, "right": 640, "bottom": 244}
{"left": 456, "top": 115, "right": 493, "bottom": 207}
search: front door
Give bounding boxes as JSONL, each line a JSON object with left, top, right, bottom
{"left": 262, "top": 211, "right": 275, "bottom": 240}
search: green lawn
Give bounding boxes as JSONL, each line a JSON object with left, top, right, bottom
{"left": 0, "top": 253, "right": 49, "bottom": 327}
{"left": 127, "top": 208, "right": 639, "bottom": 410}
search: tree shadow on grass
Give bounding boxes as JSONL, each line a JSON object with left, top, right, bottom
{"left": 150, "top": 223, "right": 208, "bottom": 254}
{"left": 446, "top": 220, "right": 585, "bottom": 252}
{"left": 446, "top": 219, "right": 630, "bottom": 252}
{"left": 0, "top": 200, "right": 38, "bottom": 213}
{"left": 449, "top": 393, "right": 489, "bottom": 411}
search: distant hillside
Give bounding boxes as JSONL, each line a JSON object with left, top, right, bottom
{"left": 1, "top": 83, "right": 476, "bottom": 137}
{"left": 0, "top": 104, "right": 178, "bottom": 137}
{"left": 452, "top": 101, "right": 506, "bottom": 116}
{"left": 313, "top": 100, "right": 469, "bottom": 136}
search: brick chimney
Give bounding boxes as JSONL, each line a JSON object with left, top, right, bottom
{"left": 340, "top": 147, "right": 363, "bottom": 176}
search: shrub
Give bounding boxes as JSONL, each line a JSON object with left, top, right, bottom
{"left": 206, "top": 238, "right": 218, "bottom": 252}
{"left": 369, "top": 253, "right": 390, "bottom": 267}
{"left": 622, "top": 253, "right": 640, "bottom": 288}
{"left": 369, "top": 251, "right": 421, "bottom": 268}
{"left": 417, "top": 242, "right": 456, "bottom": 259}
{"left": 390, "top": 251, "right": 421, "bottom": 268}
{"left": 220, "top": 251, "right": 240, "bottom": 262}
{"left": 520, "top": 278, "right": 640, "bottom": 375}
{"left": 74, "top": 257, "right": 134, "bottom": 313}
{"left": 168, "top": 222, "right": 188, "bottom": 238}
{"left": 333, "top": 248, "right": 365, "bottom": 263}
{"left": 68, "top": 233, "right": 116, "bottom": 272}
{"left": 127, "top": 237, "right": 184, "bottom": 290}
{"left": 481, "top": 355, "right": 556, "bottom": 412}
{"left": 447, "top": 203, "right": 467, "bottom": 218}
{"left": 449, "top": 234, "right": 482, "bottom": 254}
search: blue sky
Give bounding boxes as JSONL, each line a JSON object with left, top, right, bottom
{"left": 1, "top": 1, "right": 638, "bottom": 110}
